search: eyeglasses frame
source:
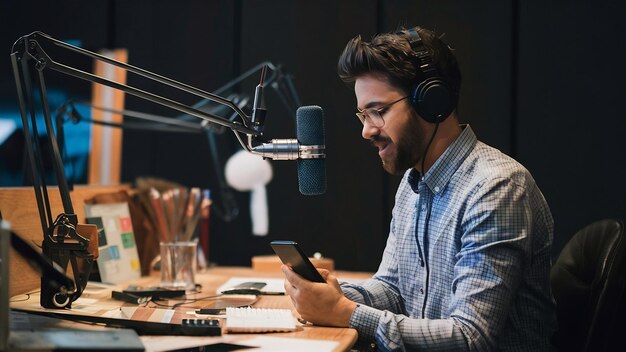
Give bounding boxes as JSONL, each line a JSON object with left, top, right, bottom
{"left": 355, "top": 95, "right": 409, "bottom": 128}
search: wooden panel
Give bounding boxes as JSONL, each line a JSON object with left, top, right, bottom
{"left": 88, "top": 49, "right": 128, "bottom": 185}
{"left": 0, "top": 185, "right": 129, "bottom": 296}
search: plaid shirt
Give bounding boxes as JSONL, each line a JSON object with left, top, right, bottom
{"left": 341, "top": 125, "right": 556, "bottom": 351}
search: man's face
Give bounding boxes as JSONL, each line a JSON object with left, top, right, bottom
{"left": 355, "top": 74, "right": 427, "bottom": 175}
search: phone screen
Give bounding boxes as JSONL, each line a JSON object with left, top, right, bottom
{"left": 270, "top": 240, "right": 325, "bottom": 283}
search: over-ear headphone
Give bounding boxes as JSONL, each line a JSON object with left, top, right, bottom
{"left": 402, "top": 27, "right": 454, "bottom": 124}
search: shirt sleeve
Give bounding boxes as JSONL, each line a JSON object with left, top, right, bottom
{"left": 449, "top": 176, "right": 532, "bottom": 350}
{"left": 339, "top": 206, "right": 469, "bottom": 351}
{"left": 340, "top": 208, "right": 405, "bottom": 313}
{"left": 340, "top": 177, "right": 533, "bottom": 352}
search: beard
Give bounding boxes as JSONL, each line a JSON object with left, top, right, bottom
{"left": 379, "top": 115, "right": 424, "bottom": 175}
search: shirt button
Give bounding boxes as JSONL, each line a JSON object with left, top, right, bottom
{"left": 419, "top": 288, "right": 424, "bottom": 294}
{"left": 434, "top": 186, "right": 440, "bottom": 193}
{"left": 421, "top": 206, "right": 426, "bottom": 212}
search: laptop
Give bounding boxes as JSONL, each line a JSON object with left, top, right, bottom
{"left": 0, "top": 220, "right": 144, "bottom": 351}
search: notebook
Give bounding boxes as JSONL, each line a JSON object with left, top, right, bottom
{"left": 225, "top": 307, "right": 297, "bottom": 333}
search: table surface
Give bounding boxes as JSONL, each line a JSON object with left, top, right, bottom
{"left": 10, "top": 266, "right": 373, "bottom": 352}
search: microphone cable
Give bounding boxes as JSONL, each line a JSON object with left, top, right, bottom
{"left": 416, "top": 121, "right": 440, "bottom": 317}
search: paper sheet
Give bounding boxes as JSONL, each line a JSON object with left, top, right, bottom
{"left": 140, "top": 335, "right": 251, "bottom": 352}
{"left": 242, "top": 336, "right": 339, "bottom": 352}
{"left": 140, "top": 335, "right": 338, "bottom": 352}
{"left": 84, "top": 202, "right": 141, "bottom": 284}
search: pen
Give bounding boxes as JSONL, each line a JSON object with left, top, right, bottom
{"left": 149, "top": 188, "right": 170, "bottom": 243}
{"left": 182, "top": 187, "right": 202, "bottom": 241}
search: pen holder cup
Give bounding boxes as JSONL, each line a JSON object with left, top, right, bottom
{"left": 159, "top": 240, "right": 198, "bottom": 291}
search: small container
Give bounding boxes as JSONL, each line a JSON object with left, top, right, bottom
{"left": 159, "top": 240, "right": 198, "bottom": 291}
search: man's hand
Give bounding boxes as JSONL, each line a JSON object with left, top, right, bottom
{"left": 282, "top": 264, "right": 357, "bottom": 327}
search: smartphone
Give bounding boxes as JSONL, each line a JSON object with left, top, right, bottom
{"left": 270, "top": 240, "right": 325, "bottom": 283}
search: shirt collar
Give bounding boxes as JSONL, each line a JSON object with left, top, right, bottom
{"left": 407, "top": 125, "right": 477, "bottom": 194}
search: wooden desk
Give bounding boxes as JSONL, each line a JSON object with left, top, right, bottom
{"left": 0, "top": 185, "right": 131, "bottom": 297}
{"left": 198, "top": 267, "right": 371, "bottom": 349}
{"left": 11, "top": 266, "right": 373, "bottom": 351}
{"left": 2, "top": 186, "right": 374, "bottom": 350}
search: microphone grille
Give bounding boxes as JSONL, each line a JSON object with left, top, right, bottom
{"left": 296, "top": 106, "right": 326, "bottom": 195}
{"left": 296, "top": 106, "right": 325, "bottom": 145}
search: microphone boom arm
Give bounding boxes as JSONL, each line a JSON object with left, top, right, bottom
{"left": 13, "top": 31, "right": 260, "bottom": 137}
{"left": 9, "top": 31, "right": 275, "bottom": 309}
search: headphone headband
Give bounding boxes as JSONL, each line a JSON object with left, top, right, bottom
{"left": 399, "top": 27, "right": 454, "bottom": 123}
{"left": 406, "top": 28, "right": 437, "bottom": 77}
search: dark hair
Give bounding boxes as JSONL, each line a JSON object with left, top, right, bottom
{"left": 337, "top": 27, "right": 461, "bottom": 108}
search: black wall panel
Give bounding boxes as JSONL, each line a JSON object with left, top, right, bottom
{"left": 0, "top": 1, "right": 113, "bottom": 186}
{"left": 238, "top": 0, "right": 383, "bottom": 271}
{"left": 382, "top": 0, "right": 514, "bottom": 153}
{"left": 0, "top": 0, "right": 112, "bottom": 102}
{"left": 113, "top": 0, "right": 248, "bottom": 266}
{"left": 517, "top": 0, "right": 626, "bottom": 255}
{"left": 115, "top": 0, "right": 238, "bottom": 188}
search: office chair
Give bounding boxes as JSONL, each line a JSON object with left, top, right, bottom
{"left": 550, "top": 218, "right": 626, "bottom": 351}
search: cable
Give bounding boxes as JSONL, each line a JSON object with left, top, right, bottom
{"left": 149, "top": 293, "right": 226, "bottom": 309}
{"left": 420, "top": 122, "right": 440, "bottom": 177}
{"left": 9, "top": 291, "right": 39, "bottom": 302}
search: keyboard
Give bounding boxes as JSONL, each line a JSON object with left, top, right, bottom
{"left": 225, "top": 307, "right": 297, "bottom": 333}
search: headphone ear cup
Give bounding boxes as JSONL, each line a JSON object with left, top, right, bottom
{"left": 410, "top": 78, "right": 453, "bottom": 124}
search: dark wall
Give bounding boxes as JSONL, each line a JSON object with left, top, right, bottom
{"left": 0, "top": 1, "right": 112, "bottom": 98}
{"left": 2, "top": 0, "right": 624, "bottom": 270}
{"left": 516, "top": 1, "right": 626, "bottom": 254}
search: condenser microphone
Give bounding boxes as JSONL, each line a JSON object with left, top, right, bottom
{"left": 296, "top": 106, "right": 326, "bottom": 195}
{"left": 250, "top": 106, "right": 326, "bottom": 195}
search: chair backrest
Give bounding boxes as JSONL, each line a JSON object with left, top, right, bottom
{"left": 550, "top": 218, "right": 626, "bottom": 351}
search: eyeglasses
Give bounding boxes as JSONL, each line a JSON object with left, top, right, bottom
{"left": 355, "top": 96, "right": 409, "bottom": 128}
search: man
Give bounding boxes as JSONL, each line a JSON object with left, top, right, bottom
{"left": 281, "top": 26, "right": 556, "bottom": 351}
